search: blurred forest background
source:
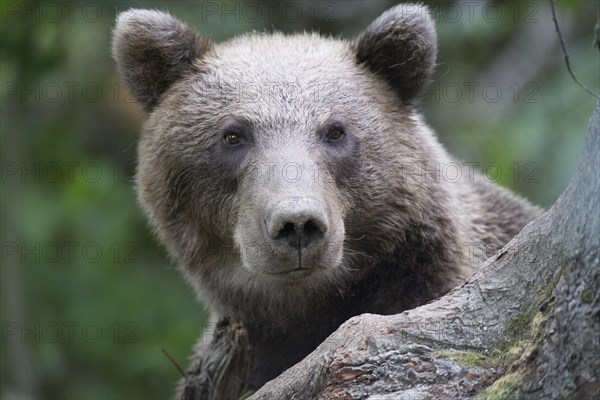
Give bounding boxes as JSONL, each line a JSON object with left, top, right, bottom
{"left": 1, "top": 0, "right": 598, "bottom": 398}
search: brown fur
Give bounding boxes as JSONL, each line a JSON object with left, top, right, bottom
{"left": 112, "top": 4, "right": 542, "bottom": 393}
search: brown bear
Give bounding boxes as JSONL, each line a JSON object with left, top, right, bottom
{"left": 112, "top": 3, "right": 541, "bottom": 394}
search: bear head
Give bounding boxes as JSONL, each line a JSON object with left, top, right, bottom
{"left": 112, "top": 5, "right": 458, "bottom": 322}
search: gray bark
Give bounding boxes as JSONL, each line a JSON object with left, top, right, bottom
{"left": 249, "top": 103, "right": 599, "bottom": 399}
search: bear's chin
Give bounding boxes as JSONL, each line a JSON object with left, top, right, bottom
{"left": 239, "top": 245, "right": 345, "bottom": 285}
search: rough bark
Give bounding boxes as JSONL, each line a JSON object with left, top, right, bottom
{"left": 182, "top": 318, "right": 253, "bottom": 400}
{"left": 182, "top": 102, "right": 599, "bottom": 399}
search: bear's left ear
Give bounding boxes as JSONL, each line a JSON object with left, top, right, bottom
{"left": 352, "top": 4, "right": 437, "bottom": 103}
{"left": 112, "top": 9, "right": 212, "bottom": 112}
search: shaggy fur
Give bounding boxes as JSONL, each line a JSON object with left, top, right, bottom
{"left": 112, "top": 4, "right": 542, "bottom": 393}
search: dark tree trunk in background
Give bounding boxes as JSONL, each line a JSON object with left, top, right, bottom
{"left": 184, "top": 102, "right": 599, "bottom": 399}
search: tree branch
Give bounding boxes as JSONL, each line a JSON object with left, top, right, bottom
{"left": 550, "top": 0, "right": 599, "bottom": 98}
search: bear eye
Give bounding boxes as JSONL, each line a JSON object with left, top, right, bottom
{"left": 325, "top": 124, "right": 345, "bottom": 142}
{"left": 224, "top": 132, "right": 241, "bottom": 145}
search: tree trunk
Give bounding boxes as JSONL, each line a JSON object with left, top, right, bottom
{"left": 182, "top": 101, "right": 599, "bottom": 399}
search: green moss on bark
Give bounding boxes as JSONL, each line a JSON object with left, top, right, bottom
{"left": 476, "top": 262, "right": 569, "bottom": 399}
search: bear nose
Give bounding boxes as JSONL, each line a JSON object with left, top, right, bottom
{"left": 265, "top": 197, "right": 329, "bottom": 248}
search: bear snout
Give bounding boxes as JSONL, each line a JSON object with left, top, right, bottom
{"left": 264, "top": 196, "right": 329, "bottom": 249}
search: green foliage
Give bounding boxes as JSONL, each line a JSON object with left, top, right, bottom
{"left": 1, "top": 0, "right": 597, "bottom": 398}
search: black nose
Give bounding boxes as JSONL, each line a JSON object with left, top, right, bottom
{"left": 265, "top": 197, "right": 329, "bottom": 248}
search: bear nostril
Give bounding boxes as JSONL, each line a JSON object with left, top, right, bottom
{"left": 276, "top": 222, "right": 296, "bottom": 240}
{"left": 303, "top": 219, "right": 323, "bottom": 237}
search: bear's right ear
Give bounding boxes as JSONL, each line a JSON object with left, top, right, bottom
{"left": 352, "top": 4, "right": 437, "bottom": 104}
{"left": 112, "top": 9, "right": 212, "bottom": 112}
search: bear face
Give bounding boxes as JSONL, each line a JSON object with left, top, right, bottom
{"left": 113, "top": 5, "right": 472, "bottom": 324}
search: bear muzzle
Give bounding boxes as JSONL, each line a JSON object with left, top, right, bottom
{"left": 249, "top": 196, "right": 332, "bottom": 278}
{"left": 234, "top": 153, "right": 345, "bottom": 280}
{"left": 235, "top": 194, "right": 344, "bottom": 280}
